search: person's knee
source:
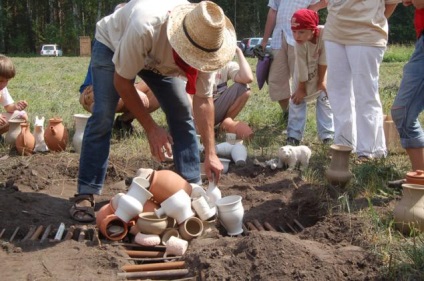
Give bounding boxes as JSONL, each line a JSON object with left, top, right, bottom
{"left": 391, "top": 106, "right": 405, "bottom": 129}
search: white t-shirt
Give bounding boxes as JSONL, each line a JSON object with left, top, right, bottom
{"left": 212, "top": 61, "right": 239, "bottom": 98}
{"left": 0, "top": 87, "right": 14, "bottom": 107}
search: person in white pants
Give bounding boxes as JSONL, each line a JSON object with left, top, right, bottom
{"left": 323, "top": 0, "right": 400, "bottom": 161}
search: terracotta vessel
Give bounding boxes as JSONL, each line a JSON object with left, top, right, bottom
{"left": 178, "top": 216, "right": 204, "bottom": 241}
{"left": 149, "top": 170, "right": 192, "bottom": 204}
{"left": 406, "top": 170, "right": 424, "bottom": 185}
{"left": 5, "top": 119, "right": 25, "bottom": 146}
{"left": 143, "top": 200, "right": 160, "bottom": 212}
{"left": 393, "top": 184, "right": 424, "bottom": 234}
{"left": 72, "top": 114, "right": 90, "bottom": 154}
{"left": 44, "top": 117, "right": 69, "bottom": 152}
{"left": 96, "top": 203, "right": 128, "bottom": 241}
{"left": 136, "top": 212, "right": 168, "bottom": 235}
{"left": 15, "top": 122, "right": 35, "bottom": 156}
{"left": 325, "top": 144, "right": 353, "bottom": 187}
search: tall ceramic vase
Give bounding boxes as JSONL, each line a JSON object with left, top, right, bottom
{"left": 15, "top": 122, "right": 35, "bottom": 156}
{"left": 325, "top": 144, "right": 353, "bottom": 187}
{"left": 5, "top": 119, "right": 25, "bottom": 146}
{"left": 216, "top": 195, "right": 244, "bottom": 236}
{"left": 148, "top": 170, "right": 192, "bottom": 204}
{"left": 44, "top": 117, "right": 69, "bottom": 152}
{"left": 393, "top": 184, "right": 424, "bottom": 234}
{"left": 72, "top": 114, "right": 90, "bottom": 154}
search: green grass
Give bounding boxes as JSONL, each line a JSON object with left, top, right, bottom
{"left": 2, "top": 44, "right": 424, "bottom": 279}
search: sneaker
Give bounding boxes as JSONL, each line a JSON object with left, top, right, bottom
{"left": 113, "top": 115, "right": 134, "bottom": 137}
{"left": 286, "top": 137, "right": 300, "bottom": 146}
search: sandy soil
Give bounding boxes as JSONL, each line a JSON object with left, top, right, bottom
{"left": 0, "top": 145, "right": 392, "bottom": 281}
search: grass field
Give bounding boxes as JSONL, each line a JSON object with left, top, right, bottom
{"left": 3, "top": 44, "right": 424, "bottom": 279}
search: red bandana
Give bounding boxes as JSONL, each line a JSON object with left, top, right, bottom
{"left": 291, "top": 9, "right": 319, "bottom": 33}
{"left": 172, "top": 49, "right": 198, "bottom": 95}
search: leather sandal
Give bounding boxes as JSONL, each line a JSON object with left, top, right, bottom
{"left": 69, "top": 194, "right": 95, "bottom": 222}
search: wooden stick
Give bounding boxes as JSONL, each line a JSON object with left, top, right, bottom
{"left": 126, "top": 256, "right": 182, "bottom": 262}
{"left": 114, "top": 242, "right": 166, "bottom": 250}
{"left": 121, "top": 261, "right": 185, "bottom": 272}
{"left": 252, "top": 220, "right": 265, "bottom": 231}
{"left": 22, "top": 225, "right": 37, "bottom": 241}
{"left": 286, "top": 223, "right": 297, "bottom": 233}
{"left": 78, "top": 226, "right": 87, "bottom": 242}
{"left": 117, "top": 269, "right": 189, "bottom": 279}
{"left": 9, "top": 227, "right": 19, "bottom": 242}
{"left": 245, "top": 222, "right": 258, "bottom": 231}
{"left": 0, "top": 228, "right": 5, "bottom": 239}
{"left": 64, "top": 225, "right": 76, "bottom": 241}
{"left": 293, "top": 219, "right": 305, "bottom": 231}
{"left": 40, "top": 225, "right": 52, "bottom": 243}
{"left": 263, "top": 222, "right": 277, "bottom": 232}
{"left": 125, "top": 250, "right": 164, "bottom": 258}
{"left": 242, "top": 224, "right": 249, "bottom": 235}
{"left": 278, "top": 225, "right": 286, "bottom": 233}
{"left": 30, "top": 225, "right": 45, "bottom": 240}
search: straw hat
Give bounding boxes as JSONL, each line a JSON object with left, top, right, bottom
{"left": 167, "top": 1, "right": 236, "bottom": 72}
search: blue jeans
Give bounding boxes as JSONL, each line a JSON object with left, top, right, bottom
{"left": 78, "top": 41, "right": 200, "bottom": 195}
{"left": 287, "top": 91, "right": 334, "bottom": 141}
{"left": 391, "top": 35, "right": 424, "bottom": 149}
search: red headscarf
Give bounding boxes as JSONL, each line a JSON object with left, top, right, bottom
{"left": 291, "top": 9, "right": 319, "bottom": 33}
{"left": 172, "top": 49, "right": 198, "bottom": 95}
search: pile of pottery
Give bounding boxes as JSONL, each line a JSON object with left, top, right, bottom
{"left": 97, "top": 168, "right": 245, "bottom": 257}
{"left": 213, "top": 133, "right": 248, "bottom": 173}
{"left": 5, "top": 115, "right": 71, "bottom": 155}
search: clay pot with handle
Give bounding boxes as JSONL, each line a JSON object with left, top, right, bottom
{"left": 148, "top": 170, "right": 192, "bottom": 204}
{"left": 44, "top": 117, "right": 69, "bottom": 152}
{"left": 15, "top": 122, "right": 35, "bottom": 156}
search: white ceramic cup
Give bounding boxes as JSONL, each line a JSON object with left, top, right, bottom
{"left": 219, "top": 158, "right": 231, "bottom": 174}
{"left": 161, "top": 228, "right": 180, "bottom": 245}
{"left": 114, "top": 194, "right": 143, "bottom": 223}
{"left": 127, "top": 177, "right": 153, "bottom": 204}
{"left": 216, "top": 142, "right": 234, "bottom": 157}
{"left": 164, "top": 236, "right": 188, "bottom": 257}
{"left": 192, "top": 196, "right": 216, "bottom": 221}
{"left": 231, "top": 143, "right": 247, "bottom": 166}
{"left": 226, "top": 133, "right": 237, "bottom": 145}
{"left": 154, "top": 189, "right": 195, "bottom": 224}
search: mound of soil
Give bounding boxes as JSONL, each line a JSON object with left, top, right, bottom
{"left": 0, "top": 150, "right": 389, "bottom": 280}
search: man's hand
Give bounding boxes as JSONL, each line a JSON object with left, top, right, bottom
{"left": 146, "top": 125, "right": 174, "bottom": 163}
{"left": 253, "top": 45, "right": 266, "bottom": 60}
{"left": 291, "top": 89, "right": 307, "bottom": 105}
{"left": 15, "top": 100, "right": 28, "bottom": 111}
{"left": 0, "top": 115, "right": 7, "bottom": 127}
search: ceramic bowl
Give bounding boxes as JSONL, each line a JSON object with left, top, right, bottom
{"left": 136, "top": 212, "right": 168, "bottom": 235}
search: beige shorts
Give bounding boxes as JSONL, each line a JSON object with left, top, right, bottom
{"left": 267, "top": 34, "right": 295, "bottom": 102}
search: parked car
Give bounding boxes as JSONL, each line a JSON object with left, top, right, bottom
{"left": 241, "top": 37, "right": 272, "bottom": 57}
{"left": 237, "top": 40, "right": 245, "bottom": 52}
{"left": 40, "top": 44, "right": 63, "bottom": 57}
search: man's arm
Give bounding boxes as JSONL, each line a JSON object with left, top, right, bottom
{"left": 261, "top": 8, "right": 277, "bottom": 49}
{"left": 233, "top": 47, "right": 254, "bottom": 84}
{"left": 404, "top": 0, "right": 424, "bottom": 9}
{"left": 192, "top": 95, "right": 223, "bottom": 182}
{"left": 308, "top": 0, "right": 328, "bottom": 12}
{"left": 385, "top": 3, "right": 399, "bottom": 18}
{"left": 114, "top": 72, "right": 172, "bottom": 162}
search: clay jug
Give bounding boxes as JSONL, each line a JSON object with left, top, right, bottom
{"left": 148, "top": 170, "right": 192, "bottom": 204}
{"left": 5, "top": 119, "right": 25, "bottom": 146}
{"left": 325, "top": 144, "right": 353, "bottom": 187}
{"left": 393, "top": 184, "right": 424, "bottom": 234}
{"left": 72, "top": 114, "right": 90, "bottom": 154}
{"left": 406, "top": 170, "right": 424, "bottom": 185}
{"left": 44, "top": 117, "right": 69, "bottom": 152}
{"left": 15, "top": 122, "right": 35, "bottom": 156}
{"left": 96, "top": 202, "right": 128, "bottom": 241}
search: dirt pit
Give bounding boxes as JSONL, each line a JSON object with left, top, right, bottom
{"left": 0, "top": 150, "right": 390, "bottom": 280}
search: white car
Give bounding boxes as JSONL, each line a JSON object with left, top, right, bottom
{"left": 40, "top": 44, "right": 63, "bottom": 57}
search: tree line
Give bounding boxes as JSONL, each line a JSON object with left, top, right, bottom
{"left": 0, "top": 0, "right": 416, "bottom": 56}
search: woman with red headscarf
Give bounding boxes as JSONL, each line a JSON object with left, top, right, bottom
{"left": 286, "top": 9, "right": 334, "bottom": 146}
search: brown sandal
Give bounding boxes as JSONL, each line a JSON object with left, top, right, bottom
{"left": 69, "top": 194, "right": 96, "bottom": 222}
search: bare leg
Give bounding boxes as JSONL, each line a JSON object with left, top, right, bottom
{"left": 278, "top": 98, "right": 289, "bottom": 112}
{"left": 224, "top": 90, "right": 250, "bottom": 120}
{"left": 406, "top": 147, "right": 424, "bottom": 170}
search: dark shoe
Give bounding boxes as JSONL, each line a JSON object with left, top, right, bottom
{"left": 286, "top": 137, "right": 300, "bottom": 146}
{"left": 113, "top": 115, "right": 134, "bottom": 138}
{"left": 322, "top": 138, "right": 333, "bottom": 145}
{"left": 388, "top": 179, "right": 406, "bottom": 190}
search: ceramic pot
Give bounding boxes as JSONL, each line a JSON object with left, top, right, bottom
{"left": 383, "top": 115, "right": 403, "bottom": 154}
{"left": 215, "top": 142, "right": 234, "bottom": 158}
{"left": 114, "top": 194, "right": 143, "bottom": 223}
{"left": 219, "top": 158, "right": 231, "bottom": 174}
{"left": 325, "top": 144, "right": 353, "bottom": 187}
{"left": 192, "top": 195, "right": 217, "bottom": 221}
{"left": 127, "top": 177, "right": 153, "bottom": 204}
{"left": 154, "top": 189, "right": 195, "bottom": 224}
{"left": 72, "top": 114, "right": 90, "bottom": 154}
{"left": 15, "top": 122, "right": 35, "bottom": 156}
{"left": 136, "top": 212, "right": 168, "bottom": 235}
{"left": 143, "top": 200, "right": 160, "bottom": 212}
{"left": 406, "top": 170, "right": 424, "bottom": 185}
{"left": 134, "top": 233, "right": 161, "bottom": 246}
{"left": 161, "top": 228, "right": 180, "bottom": 245}
{"left": 178, "top": 216, "right": 204, "bottom": 241}
{"left": 96, "top": 202, "right": 128, "bottom": 241}
{"left": 216, "top": 195, "right": 244, "bottom": 236}
{"left": 135, "top": 168, "right": 154, "bottom": 180}
{"left": 111, "top": 193, "right": 125, "bottom": 211}
{"left": 44, "top": 118, "right": 69, "bottom": 152}
{"left": 96, "top": 202, "right": 115, "bottom": 227}
{"left": 393, "top": 184, "right": 424, "bottom": 234}
{"left": 206, "top": 179, "right": 222, "bottom": 207}
{"left": 33, "top": 116, "right": 48, "bottom": 152}
{"left": 164, "top": 236, "right": 188, "bottom": 257}
{"left": 5, "top": 119, "right": 25, "bottom": 146}
{"left": 231, "top": 143, "right": 247, "bottom": 166}
{"left": 149, "top": 170, "right": 192, "bottom": 204}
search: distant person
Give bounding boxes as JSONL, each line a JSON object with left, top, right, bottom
{"left": 0, "top": 55, "right": 28, "bottom": 137}
{"left": 286, "top": 9, "right": 334, "bottom": 146}
{"left": 323, "top": 0, "right": 399, "bottom": 162}
{"left": 390, "top": 0, "right": 424, "bottom": 181}
{"left": 257, "top": 0, "right": 327, "bottom": 127}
